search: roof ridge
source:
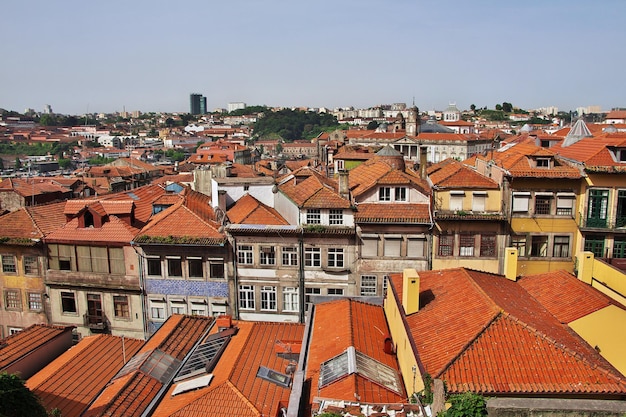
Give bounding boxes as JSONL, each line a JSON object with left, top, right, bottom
{"left": 499, "top": 312, "right": 626, "bottom": 383}
{"left": 24, "top": 206, "right": 44, "bottom": 238}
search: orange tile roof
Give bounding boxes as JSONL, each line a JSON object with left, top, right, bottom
{"left": 279, "top": 168, "right": 351, "bottom": 209}
{"left": 348, "top": 157, "right": 431, "bottom": 198}
{"left": 84, "top": 315, "right": 214, "bottom": 417}
{"left": 0, "top": 324, "right": 74, "bottom": 370}
{"left": 153, "top": 320, "right": 304, "bottom": 417}
{"left": 45, "top": 216, "right": 140, "bottom": 244}
{"left": 26, "top": 202, "right": 68, "bottom": 235}
{"left": 26, "top": 334, "right": 144, "bottom": 417}
{"left": 307, "top": 299, "right": 405, "bottom": 405}
{"left": 389, "top": 268, "right": 626, "bottom": 396}
{"left": 105, "top": 184, "right": 169, "bottom": 224}
{"left": 517, "top": 270, "right": 616, "bottom": 324}
{"left": 355, "top": 203, "right": 431, "bottom": 223}
{"left": 429, "top": 159, "right": 499, "bottom": 189}
{"left": 227, "top": 194, "right": 288, "bottom": 225}
{"left": 0, "top": 177, "right": 70, "bottom": 197}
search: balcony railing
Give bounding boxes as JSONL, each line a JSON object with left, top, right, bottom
{"left": 579, "top": 214, "right": 626, "bottom": 230}
{"left": 84, "top": 313, "right": 109, "bottom": 333}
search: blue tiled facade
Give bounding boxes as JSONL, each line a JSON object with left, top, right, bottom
{"left": 146, "top": 279, "right": 229, "bottom": 298}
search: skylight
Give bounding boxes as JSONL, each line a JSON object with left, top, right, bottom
{"left": 257, "top": 366, "right": 292, "bottom": 388}
{"left": 112, "top": 349, "right": 181, "bottom": 384}
{"left": 319, "top": 346, "right": 403, "bottom": 395}
{"left": 174, "top": 328, "right": 235, "bottom": 382}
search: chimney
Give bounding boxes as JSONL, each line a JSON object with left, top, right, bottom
{"left": 419, "top": 146, "right": 428, "bottom": 180}
{"left": 218, "top": 189, "right": 227, "bottom": 212}
{"left": 402, "top": 268, "right": 420, "bottom": 315}
{"left": 503, "top": 247, "right": 518, "bottom": 281}
{"left": 338, "top": 170, "right": 349, "bottom": 199}
{"left": 216, "top": 314, "right": 232, "bottom": 330}
{"left": 576, "top": 251, "right": 594, "bottom": 285}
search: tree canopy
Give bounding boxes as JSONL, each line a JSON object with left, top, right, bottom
{"left": 0, "top": 372, "right": 47, "bottom": 417}
{"left": 252, "top": 109, "right": 339, "bottom": 141}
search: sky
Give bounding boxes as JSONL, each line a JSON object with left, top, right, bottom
{"left": 2, "top": 0, "right": 625, "bottom": 115}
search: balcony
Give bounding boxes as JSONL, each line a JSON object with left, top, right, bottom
{"left": 84, "top": 313, "right": 110, "bottom": 333}
{"left": 579, "top": 214, "right": 626, "bottom": 231}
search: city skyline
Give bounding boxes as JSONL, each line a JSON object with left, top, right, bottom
{"left": 2, "top": 0, "right": 625, "bottom": 115}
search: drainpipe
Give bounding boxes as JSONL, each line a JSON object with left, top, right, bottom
{"left": 131, "top": 242, "right": 149, "bottom": 339}
{"left": 298, "top": 229, "right": 305, "bottom": 323}
{"left": 231, "top": 236, "right": 240, "bottom": 320}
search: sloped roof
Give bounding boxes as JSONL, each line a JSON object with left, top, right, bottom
{"left": 84, "top": 315, "right": 214, "bottom": 417}
{"left": 553, "top": 132, "right": 626, "bottom": 171}
{"left": 152, "top": 320, "right": 304, "bottom": 417}
{"left": 355, "top": 203, "right": 431, "bottom": 223}
{"left": 306, "top": 299, "right": 405, "bottom": 405}
{"left": 348, "top": 156, "right": 431, "bottom": 198}
{"left": 227, "top": 194, "right": 289, "bottom": 225}
{"left": 45, "top": 215, "right": 140, "bottom": 244}
{"left": 389, "top": 268, "right": 626, "bottom": 396}
{"left": 429, "top": 158, "right": 499, "bottom": 189}
{"left": 0, "top": 177, "right": 70, "bottom": 198}
{"left": 0, "top": 202, "right": 67, "bottom": 242}
{"left": 278, "top": 168, "right": 351, "bottom": 209}
{"left": 26, "top": 334, "right": 144, "bottom": 417}
{"left": 0, "top": 324, "right": 74, "bottom": 370}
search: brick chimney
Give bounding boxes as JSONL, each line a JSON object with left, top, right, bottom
{"left": 402, "top": 268, "right": 420, "bottom": 315}
{"left": 218, "top": 189, "right": 227, "bottom": 212}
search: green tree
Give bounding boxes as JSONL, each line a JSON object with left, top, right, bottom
{"left": 0, "top": 372, "right": 47, "bottom": 417}
{"left": 38, "top": 114, "right": 57, "bottom": 126}
{"left": 495, "top": 104, "right": 502, "bottom": 111}
{"left": 441, "top": 392, "right": 487, "bottom": 417}
{"left": 367, "top": 120, "right": 380, "bottom": 130}
{"left": 502, "top": 102, "right": 513, "bottom": 113}
{"left": 470, "top": 104, "right": 476, "bottom": 113}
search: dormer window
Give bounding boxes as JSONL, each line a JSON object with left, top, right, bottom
{"left": 379, "top": 187, "right": 391, "bottom": 201}
{"left": 536, "top": 158, "right": 551, "bottom": 168}
{"left": 84, "top": 211, "right": 94, "bottom": 227}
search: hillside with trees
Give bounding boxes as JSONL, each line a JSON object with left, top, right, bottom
{"left": 252, "top": 109, "right": 340, "bottom": 141}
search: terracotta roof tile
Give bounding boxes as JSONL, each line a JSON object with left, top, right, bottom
{"left": 26, "top": 335, "right": 144, "bottom": 417}
{"left": 429, "top": 159, "right": 499, "bottom": 189}
{"left": 279, "top": 169, "right": 351, "bottom": 209}
{"left": 0, "top": 324, "right": 74, "bottom": 370}
{"left": 45, "top": 216, "right": 140, "bottom": 244}
{"left": 389, "top": 268, "right": 626, "bottom": 396}
{"left": 227, "top": 194, "right": 289, "bottom": 225}
{"left": 355, "top": 203, "right": 431, "bottom": 223}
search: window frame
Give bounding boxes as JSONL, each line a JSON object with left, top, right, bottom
{"left": 259, "top": 246, "right": 276, "bottom": 266}
{"left": 113, "top": 295, "right": 130, "bottom": 319}
{"left": 281, "top": 247, "right": 298, "bottom": 266}
{"left": 4, "top": 289, "right": 21, "bottom": 311}
{"left": 28, "top": 292, "right": 43, "bottom": 311}
{"left": 146, "top": 257, "right": 162, "bottom": 277}
{"left": 552, "top": 235, "right": 570, "bottom": 258}
{"left": 1, "top": 254, "right": 17, "bottom": 274}
{"left": 378, "top": 187, "right": 391, "bottom": 201}
{"left": 304, "top": 247, "right": 321, "bottom": 267}
{"left": 237, "top": 245, "right": 254, "bottom": 265}
{"left": 438, "top": 234, "right": 454, "bottom": 257}
{"left": 187, "top": 257, "right": 204, "bottom": 279}
{"left": 360, "top": 275, "right": 377, "bottom": 296}
{"left": 23, "top": 256, "right": 39, "bottom": 275}
{"left": 327, "top": 248, "right": 344, "bottom": 268}
{"left": 530, "top": 235, "right": 548, "bottom": 257}
{"left": 479, "top": 234, "right": 496, "bottom": 257}
{"left": 282, "top": 287, "right": 299, "bottom": 312}
{"left": 329, "top": 209, "right": 343, "bottom": 225}
{"left": 394, "top": 187, "right": 407, "bottom": 202}
{"left": 306, "top": 209, "right": 321, "bottom": 224}
{"left": 260, "top": 286, "right": 277, "bottom": 311}
{"left": 239, "top": 285, "right": 255, "bottom": 310}
{"left": 61, "top": 291, "right": 77, "bottom": 314}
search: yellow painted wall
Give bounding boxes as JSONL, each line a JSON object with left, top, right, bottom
{"left": 432, "top": 258, "right": 499, "bottom": 274}
{"left": 383, "top": 273, "right": 424, "bottom": 396}
{"left": 569, "top": 305, "right": 626, "bottom": 376}
{"left": 438, "top": 189, "right": 502, "bottom": 212}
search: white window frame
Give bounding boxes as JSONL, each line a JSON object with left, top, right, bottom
{"left": 395, "top": 187, "right": 407, "bottom": 202}
{"left": 360, "top": 275, "right": 377, "bottom": 296}
{"left": 306, "top": 209, "right": 321, "bottom": 224}
{"left": 281, "top": 247, "right": 298, "bottom": 266}
{"left": 327, "top": 288, "right": 344, "bottom": 296}
{"left": 149, "top": 299, "right": 166, "bottom": 320}
{"left": 379, "top": 187, "right": 391, "bottom": 201}
{"left": 259, "top": 246, "right": 276, "bottom": 266}
{"left": 305, "top": 247, "right": 321, "bottom": 267}
{"left": 329, "top": 209, "right": 343, "bottom": 225}
{"left": 1, "top": 255, "right": 17, "bottom": 274}
{"left": 283, "top": 287, "right": 299, "bottom": 312}
{"left": 450, "top": 191, "right": 465, "bottom": 211}
{"left": 327, "top": 248, "right": 344, "bottom": 268}
{"left": 239, "top": 285, "right": 255, "bottom": 310}
{"left": 512, "top": 192, "right": 531, "bottom": 212}
{"left": 261, "top": 286, "right": 277, "bottom": 311}
{"left": 28, "top": 292, "right": 43, "bottom": 311}
{"left": 237, "top": 245, "right": 254, "bottom": 265}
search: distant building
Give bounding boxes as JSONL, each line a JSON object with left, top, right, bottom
{"left": 190, "top": 93, "right": 207, "bottom": 115}
{"left": 227, "top": 102, "right": 246, "bottom": 113}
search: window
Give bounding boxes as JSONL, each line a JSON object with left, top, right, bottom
{"left": 170, "top": 300, "right": 187, "bottom": 315}
{"left": 23, "top": 256, "right": 38, "bottom": 275}
{"left": 109, "top": 247, "right": 125, "bottom": 275}
{"left": 536, "top": 158, "right": 550, "bottom": 168}
{"left": 361, "top": 236, "right": 378, "bottom": 257}
{"left": 283, "top": 287, "right": 299, "bottom": 312}
{"left": 512, "top": 192, "right": 531, "bottom": 212}
{"left": 438, "top": 234, "right": 454, "bottom": 257}
{"left": 329, "top": 209, "right": 343, "bottom": 225}
{"left": 459, "top": 234, "right": 475, "bottom": 257}
{"left": 584, "top": 236, "right": 605, "bottom": 258}
{"left": 210, "top": 262, "right": 224, "bottom": 279}
{"left": 261, "top": 286, "right": 277, "bottom": 311}
{"left": 5, "top": 289, "right": 21, "bottom": 310}
{"left": 190, "top": 301, "right": 208, "bottom": 316}
{"left": 327, "top": 288, "right": 344, "bottom": 296}
{"left": 237, "top": 245, "right": 253, "bottom": 265}
{"left": 61, "top": 291, "right": 77, "bottom": 313}
{"left": 306, "top": 209, "right": 321, "bottom": 224}
{"left": 49, "top": 244, "right": 75, "bottom": 271}
{"left": 613, "top": 237, "right": 626, "bottom": 258}
{"left": 480, "top": 234, "right": 496, "bottom": 257}
{"left": 282, "top": 247, "right": 298, "bottom": 266}
{"left": 28, "top": 292, "right": 43, "bottom": 311}
{"left": 472, "top": 192, "right": 486, "bottom": 212}
{"left": 327, "top": 248, "right": 344, "bottom": 268}
{"left": 379, "top": 187, "right": 391, "bottom": 201}
{"left": 553, "top": 236, "right": 570, "bottom": 258}
{"left": 239, "top": 285, "right": 255, "bottom": 310}
{"left": 395, "top": 187, "right": 407, "bottom": 202}
{"left": 360, "top": 275, "right": 377, "bottom": 296}
{"left": 587, "top": 189, "right": 608, "bottom": 227}
{"left": 114, "top": 295, "right": 130, "bottom": 318}
{"left": 556, "top": 193, "right": 575, "bottom": 216}
{"left": 305, "top": 247, "right": 321, "bottom": 267}
{"left": 383, "top": 237, "right": 401, "bottom": 257}
{"left": 511, "top": 235, "right": 527, "bottom": 257}
{"left": 8, "top": 327, "right": 23, "bottom": 335}
{"left": 305, "top": 287, "right": 321, "bottom": 305}
{"left": 259, "top": 246, "right": 276, "bottom": 265}
{"left": 534, "top": 194, "right": 552, "bottom": 215}
{"left": 188, "top": 258, "right": 204, "bottom": 279}
{"left": 407, "top": 238, "right": 425, "bottom": 258}
{"left": 450, "top": 192, "right": 464, "bottom": 211}
{"left": 1, "top": 255, "right": 16, "bottom": 273}
{"left": 167, "top": 257, "right": 183, "bottom": 277}
{"left": 530, "top": 236, "right": 548, "bottom": 257}
{"left": 147, "top": 257, "right": 162, "bottom": 276}
{"left": 150, "top": 299, "right": 165, "bottom": 320}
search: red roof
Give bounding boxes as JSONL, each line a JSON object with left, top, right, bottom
{"left": 278, "top": 168, "right": 351, "bottom": 209}
{"left": 45, "top": 215, "right": 139, "bottom": 244}
{"left": 26, "top": 334, "right": 144, "bottom": 417}
{"left": 355, "top": 203, "right": 431, "bottom": 223}
{"left": 0, "top": 324, "right": 74, "bottom": 370}
{"left": 227, "top": 194, "right": 289, "bottom": 225}
{"left": 389, "top": 268, "right": 626, "bottom": 396}
{"left": 306, "top": 299, "right": 405, "bottom": 406}
{"left": 429, "top": 158, "right": 499, "bottom": 189}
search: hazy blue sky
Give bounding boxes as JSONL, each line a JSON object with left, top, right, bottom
{"left": 2, "top": 0, "right": 624, "bottom": 115}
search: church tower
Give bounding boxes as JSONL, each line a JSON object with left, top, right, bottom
{"left": 406, "top": 105, "right": 420, "bottom": 136}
